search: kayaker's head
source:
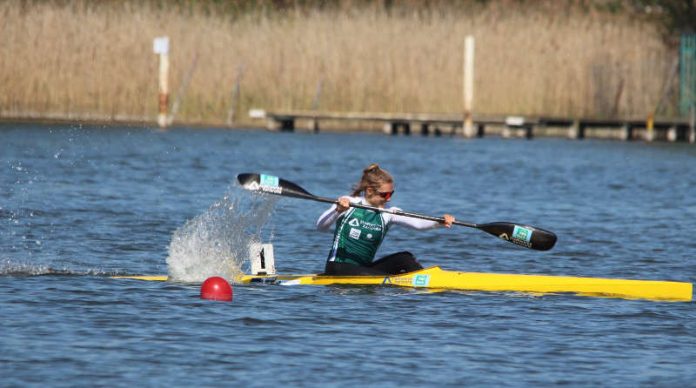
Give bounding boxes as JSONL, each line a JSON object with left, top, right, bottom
{"left": 353, "top": 163, "right": 394, "bottom": 207}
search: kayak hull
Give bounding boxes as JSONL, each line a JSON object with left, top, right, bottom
{"left": 113, "top": 266, "right": 693, "bottom": 302}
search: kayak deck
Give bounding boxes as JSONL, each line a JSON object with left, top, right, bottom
{"left": 113, "top": 266, "right": 693, "bottom": 302}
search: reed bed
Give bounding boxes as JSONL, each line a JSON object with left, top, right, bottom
{"left": 0, "top": 1, "right": 676, "bottom": 126}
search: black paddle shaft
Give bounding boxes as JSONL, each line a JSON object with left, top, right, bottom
{"left": 237, "top": 173, "right": 557, "bottom": 251}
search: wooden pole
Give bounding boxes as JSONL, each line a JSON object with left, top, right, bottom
{"left": 153, "top": 37, "right": 170, "bottom": 129}
{"left": 463, "top": 36, "right": 475, "bottom": 137}
{"left": 646, "top": 112, "right": 654, "bottom": 142}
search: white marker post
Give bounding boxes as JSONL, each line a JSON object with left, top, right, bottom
{"left": 153, "top": 37, "right": 170, "bottom": 129}
{"left": 463, "top": 35, "right": 475, "bottom": 137}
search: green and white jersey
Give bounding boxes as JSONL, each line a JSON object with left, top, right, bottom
{"left": 316, "top": 196, "right": 441, "bottom": 266}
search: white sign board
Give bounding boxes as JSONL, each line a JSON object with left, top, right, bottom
{"left": 248, "top": 109, "right": 267, "bottom": 119}
{"left": 153, "top": 37, "right": 169, "bottom": 54}
{"left": 505, "top": 116, "right": 525, "bottom": 126}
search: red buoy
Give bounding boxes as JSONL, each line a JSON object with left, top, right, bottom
{"left": 200, "top": 276, "right": 233, "bottom": 302}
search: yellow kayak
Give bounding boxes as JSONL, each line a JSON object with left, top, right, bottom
{"left": 112, "top": 266, "right": 692, "bottom": 302}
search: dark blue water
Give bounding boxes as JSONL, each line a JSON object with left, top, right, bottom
{"left": 2, "top": 123, "right": 695, "bottom": 386}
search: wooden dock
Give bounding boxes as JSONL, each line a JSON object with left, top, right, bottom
{"left": 249, "top": 109, "right": 696, "bottom": 143}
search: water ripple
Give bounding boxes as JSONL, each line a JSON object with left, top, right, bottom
{"left": 1, "top": 126, "right": 695, "bottom": 386}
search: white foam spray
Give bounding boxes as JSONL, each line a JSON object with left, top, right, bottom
{"left": 0, "top": 259, "right": 53, "bottom": 276}
{"left": 166, "top": 189, "right": 277, "bottom": 282}
{"left": 0, "top": 258, "right": 105, "bottom": 277}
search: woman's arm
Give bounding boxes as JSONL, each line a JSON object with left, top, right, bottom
{"left": 387, "top": 208, "right": 455, "bottom": 229}
{"left": 316, "top": 204, "right": 341, "bottom": 231}
{"left": 316, "top": 196, "right": 355, "bottom": 232}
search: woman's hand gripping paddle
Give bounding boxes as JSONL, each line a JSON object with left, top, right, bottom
{"left": 237, "top": 173, "right": 557, "bottom": 251}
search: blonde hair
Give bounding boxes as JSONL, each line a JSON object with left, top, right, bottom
{"left": 351, "top": 163, "right": 393, "bottom": 196}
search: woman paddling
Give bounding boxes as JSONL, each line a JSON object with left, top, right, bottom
{"left": 316, "top": 163, "right": 455, "bottom": 275}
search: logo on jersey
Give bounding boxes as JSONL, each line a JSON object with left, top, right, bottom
{"left": 348, "top": 218, "right": 360, "bottom": 227}
{"left": 360, "top": 222, "right": 382, "bottom": 231}
{"left": 349, "top": 228, "right": 361, "bottom": 239}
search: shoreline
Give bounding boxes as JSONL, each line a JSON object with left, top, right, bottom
{"left": 2, "top": 113, "right": 693, "bottom": 143}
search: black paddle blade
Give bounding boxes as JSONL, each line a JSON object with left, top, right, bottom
{"left": 477, "top": 222, "right": 557, "bottom": 251}
{"left": 237, "top": 173, "right": 315, "bottom": 199}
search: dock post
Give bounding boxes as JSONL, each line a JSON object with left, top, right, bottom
{"left": 501, "top": 126, "right": 511, "bottom": 138}
{"left": 279, "top": 118, "right": 295, "bottom": 132}
{"left": 153, "top": 37, "right": 170, "bottom": 129}
{"left": 621, "top": 123, "right": 634, "bottom": 141}
{"left": 420, "top": 123, "right": 430, "bottom": 136}
{"left": 384, "top": 122, "right": 397, "bottom": 135}
{"left": 266, "top": 118, "right": 280, "bottom": 131}
{"left": 578, "top": 122, "right": 586, "bottom": 139}
{"left": 568, "top": 120, "right": 584, "bottom": 139}
{"left": 308, "top": 118, "right": 320, "bottom": 133}
{"left": 451, "top": 124, "right": 460, "bottom": 136}
{"left": 645, "top": 113, "right": 655, "bottom": 142}
{"left": 504, "top": 116, "right": 529, "bottom": 139}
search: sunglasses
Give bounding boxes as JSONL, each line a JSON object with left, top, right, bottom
{"left": 375, "top": 190, "right": 394, "bottom": 200}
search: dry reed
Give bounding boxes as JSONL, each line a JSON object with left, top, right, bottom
{"left": 0, "top": 1, "right": 677, "bottom": 126}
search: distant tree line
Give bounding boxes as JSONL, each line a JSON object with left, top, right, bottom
{"left": 16, "top": 0, "right": 696, "bottom": 39}
{"left": 629, "top": 0, "right": 696, "bottom": 35}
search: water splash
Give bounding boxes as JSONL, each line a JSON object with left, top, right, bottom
{"left": 0, "top": 259, "right": 53, "bottom": 276}
{"left": 166, "top": 189, "right": 277, "bottom": 282}
{"left": 0, "top": 258, "right": 108, "bottom": 277}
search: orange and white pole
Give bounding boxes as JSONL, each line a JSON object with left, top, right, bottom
{"left": 153, "top": 37, "right": 170, "bottom": 129}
